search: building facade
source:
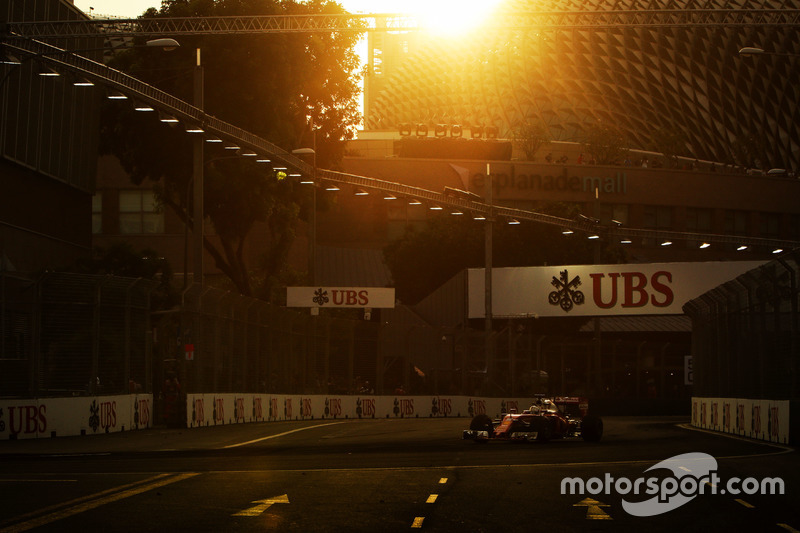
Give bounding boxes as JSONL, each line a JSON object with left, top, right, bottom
{"left": 1, "top": 0, "right": 100, "bottom": 273}
{"left": 338, "top": 146, "right": 800, "bottom": 261}
{"left": 364, "top": 0, "right": 800, "bottom": 172}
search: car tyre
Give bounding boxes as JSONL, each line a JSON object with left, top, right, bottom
{"left": 469, "top": 414, "right": 493, "bottom": 443}
{"left": 581, "top": 415, "right": 603, "bottom": 442}
{"left": 536, "top": 418, "right": 552, "bottom": 442}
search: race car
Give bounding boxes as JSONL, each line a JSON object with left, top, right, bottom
{"left": 462, "top": 396, "right": 603, "bottom": 443}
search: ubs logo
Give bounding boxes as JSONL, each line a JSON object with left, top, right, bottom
{"left": 549, "top": 270, "right": 585, "bottom": 312}
{"left": 547, "top": 268, "right": 675, "bottom": 313}
{"left": 313, "top": 288, "right": 329, "bottom": 306}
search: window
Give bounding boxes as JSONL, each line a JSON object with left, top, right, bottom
{"left": 599, "top": 204, "right": 629, "bottom": 226}
{"left": 643, "top": 205, "right": 672, "bottom": 229}
{"left": 789, "top": 214, "right": 800, "bottom": 241}
{"left": 759, "top": 212, "right": 780, "bottom": 239}
{"left": 686, "top": 208, "right": 713, "bottom": 232}
{"left": 686, "top": 208, "right": 713, "bottom": 248}
{"left": 724, "top": 210, "right": 748, "bottom": 235}
{"left": 92, "top": 193, "right": 102, "bottom": 234}
{"left": 119, "top": 190, "right": 164, "bottom": 234}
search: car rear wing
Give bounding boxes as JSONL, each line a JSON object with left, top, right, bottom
{"left": 554, "top": 396, "right": 589, "bottom": 417}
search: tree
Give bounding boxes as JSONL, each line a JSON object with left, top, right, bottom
{"left": 731, "top": 133, "right": 768, "bottom": 170}
{"left": 384, "top": 204, "right": 622, "bottom": 305}
{"left": 651, "top": 127, "right": 688, "bottom": 168}
{"left": 73, "top": 241, "right": 176, "bottom": 309}
{"left": 100, "top": 0, "right": 365, "bottom": 297}
{"left": 512, "top": 117, "right": 551, "bottom": 161}
{"left": 582, "top": 121, "right": 629, "bottom": 165}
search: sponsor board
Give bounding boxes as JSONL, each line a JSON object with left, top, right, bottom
{"left": 0, "top": 395, "right": 152, "bottom": 439}
{"left": 691, "top": 397, "right": 789, "bottom": 445}
{"left": 4, "top": 394, "right": 789, "bottom": 446}
{"left": 468, "top": 262, "right": 765, "bottom": 317}
{"left": 184, "top": 394, "right": 546, "bottom": 428}
{"left": 286, "top": 287, "right": 395, "bottom": 309}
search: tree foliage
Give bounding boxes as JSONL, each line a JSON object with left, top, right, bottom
{"left": 731, "top": 133, "right": 768, "bottom": 170}
{"left": 384, "top": 204, "right": 621, "bottom": 305}
{"left": 651, "top": 127, "right": 688, "bottom": 168}
{"left": 582, "top": 121, "right": 629, "bottom": 165}
{"left": 512, "top": 117, "right": 551, "bottom": 161}
{"left": 99, "top": 0, "right": 365, "bottom": 297}
{"left": 73, "top": 241, "right": 176, "bottom": 309}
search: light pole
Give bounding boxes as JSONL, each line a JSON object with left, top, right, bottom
{"left": 484, "top": 163, "right": 493, "bottom": 394}
{"left": 292, "top": 146, "right": 318, "bottom": 393}
{"left": 292, "top": 146, "right": 317, "bottom": 287}
{"left": 737, "top": 46, "right": 800, "bottom": 173}
{"left": 192, "top": 47, "right": 204, "bottom": 287}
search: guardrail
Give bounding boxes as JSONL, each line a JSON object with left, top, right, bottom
{"left": 691, "top": 396, "right": 794, "bottom": 445}
{"left": 0, "top": 393, "right": 539, "bottom": 439}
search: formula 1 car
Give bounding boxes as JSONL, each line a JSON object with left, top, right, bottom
{"left": 462, "top": 396, "right": 603, "bottom": 443}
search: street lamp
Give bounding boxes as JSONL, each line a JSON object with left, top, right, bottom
{"left": 737, "top": 46, "right": 800, "bottom": 58}
{"left": 738, "top": 47, "right": 766, "bottom": 56}
{"left": 737, "top": 46, "right": 799, "bottom": 173}
{"left": 292, "top": 147, "right": 317, "bottom": 286}
{"left": 192, "top": 47, "right": 204, "bottom": 287}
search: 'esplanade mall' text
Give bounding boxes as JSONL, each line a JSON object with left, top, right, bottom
{"left": 472, "top": 167, "right": 628, "bottom": 196}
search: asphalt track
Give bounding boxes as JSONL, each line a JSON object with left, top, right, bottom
{"left": 0, "top": 416, "right": 796, "bottom": 532}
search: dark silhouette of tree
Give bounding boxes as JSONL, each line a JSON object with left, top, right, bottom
{"left": 731, "top": 133, "right": 769, "bottom": 170}
{"left": 651, "top": 127, "right": 689, "bottom": 168}
{"left": 100, "top": 0, "right": 365, "bottom": 297}
{"left": 73, "top": 241, "right": 176, "bottom": 309}
{"left": 512, "top": 117, "right": 551, "bottom": 161}
{"left": 583, "top": 121, "right": 629, "bottom": 165}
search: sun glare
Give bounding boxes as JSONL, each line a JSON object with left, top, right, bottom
{"left": 405, "top": 0, "right": 505, "bottom": 35}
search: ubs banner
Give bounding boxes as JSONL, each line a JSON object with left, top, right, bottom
{"left": 287, "top": 287, "right": 395, "bottom": 309}
{"left": 0, "top": 394, "right": 153, "bottom": 439}
{"left": 691, "top": 397, "right": 790, "bottom": 445}
{"left": 468, "top": 261, "right": 766, "bottom": 318}
{"left": 184, "top": 393, "right": 538, "bottom": 427}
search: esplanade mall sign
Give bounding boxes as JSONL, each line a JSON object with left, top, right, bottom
{"left": 469, "top": 166, "right": 628, "bottom": 197}
{"left": 467, "top": 262, "right": 766, "bottom": 318}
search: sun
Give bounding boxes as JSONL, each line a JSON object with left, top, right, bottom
{"left": 403, "top": 0, "right": 505, "bottom": 35}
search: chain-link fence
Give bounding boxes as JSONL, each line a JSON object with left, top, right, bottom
{"left": 157, "top": 285, "right": 464, "bottom": 398}
{"left": 3, "top": 271, "right": 696, "bottom": 410}
{"left": 0, "top": 272, "right": 157, "bottom": 397}
{"left": 684, "top": 250, "right": 800, "bottom": 400}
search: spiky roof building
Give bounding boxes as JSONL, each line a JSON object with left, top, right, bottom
{"left": 364, "top": 0, "right": 800, "bottom": 171}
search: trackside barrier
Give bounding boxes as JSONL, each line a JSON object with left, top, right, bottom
{"left": 691, "top": 396, "right": 791, "bottom": 445}
{"left": 0, "top": 394, "right": 154, "bottom": 440}
{"left": 0, "top": 394, "right": 578, "bottom": 440}
{"left": 184, "top": 394, "right": 539, "bottom": 427}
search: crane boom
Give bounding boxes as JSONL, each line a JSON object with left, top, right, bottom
{"left": 6, "top": 9, "right": 800, "bottom": 39}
